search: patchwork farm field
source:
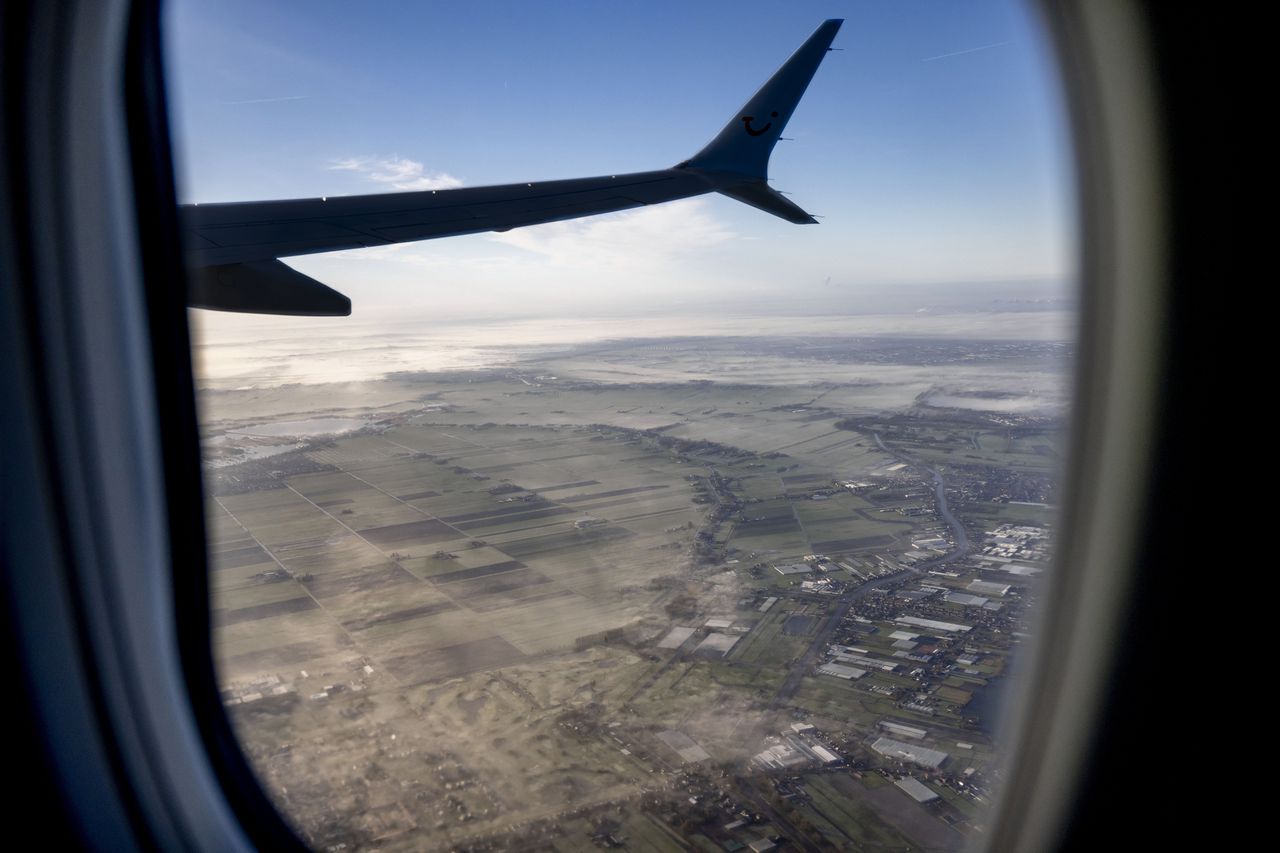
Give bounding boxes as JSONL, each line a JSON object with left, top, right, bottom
{"left": 199, "top": 331, "right": 1065, "bottom": 851}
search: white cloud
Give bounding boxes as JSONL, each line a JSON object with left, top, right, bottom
{"left": 488, "top": 198, "right": 735, "bottom": 268}
{"left": 330, "top": 156, "right": 463, "bottom": 190}
{"left": 289, "top": 195, "right": 743, "bottom": 317}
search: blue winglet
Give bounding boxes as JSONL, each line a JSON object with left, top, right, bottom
{"left": 682, "top": 19, "right": 842, "bottom": 182}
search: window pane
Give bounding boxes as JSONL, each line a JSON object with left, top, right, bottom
{"left": 168, "top": 2, "right": 1074, "bottom": 849}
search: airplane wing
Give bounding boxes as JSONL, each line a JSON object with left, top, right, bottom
{"left": 182, "top": 19, "right": 842, "bottom": 316}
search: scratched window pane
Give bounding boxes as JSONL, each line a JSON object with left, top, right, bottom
{"left": 169, "top": 1, "right": 1073, "bottom": 849}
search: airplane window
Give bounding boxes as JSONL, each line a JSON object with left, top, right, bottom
{"left": 165, "top": 1, "right": 1074, "bottom": 848}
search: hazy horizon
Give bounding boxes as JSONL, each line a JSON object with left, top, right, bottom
{"left": 192, "top": 272, "right": 1074, "bottom": 396}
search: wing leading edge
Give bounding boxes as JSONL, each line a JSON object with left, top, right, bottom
{"left": 183, "top": 19, "right": 842, "bottom": 315}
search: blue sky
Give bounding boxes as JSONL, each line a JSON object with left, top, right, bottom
{"left": 166, "top": 0, "right": 1073, "bottom": 320}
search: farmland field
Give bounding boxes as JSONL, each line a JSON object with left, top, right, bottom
{"left": 200, "top": 329, "right": 1065, "bottom": 851}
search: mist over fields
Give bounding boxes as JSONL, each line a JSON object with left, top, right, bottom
{"left": 192, "top": 278, "right": 1073, "bottom": 394}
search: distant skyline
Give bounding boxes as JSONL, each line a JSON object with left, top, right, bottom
{"left": 166, "top": 0, "right": 1073, "bottom": 321}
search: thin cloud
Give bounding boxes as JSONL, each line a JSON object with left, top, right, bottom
{"left": 489, "top": 198, "right": 735, "bottom": 268}
{"left": 330, "top": 156, "right": 463, "bottom": 190}
{"left": 301, "top": 198, "right": 740, "bottom": 313}
{"left": 922, "top": 41, "right": 1012, "bottom": 62}
{"left": 220, "top": 95, "right": 309, "bottom": 106}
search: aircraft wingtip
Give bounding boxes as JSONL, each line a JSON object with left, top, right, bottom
{"left": 683, "top": 18, "right": 843, "bottom": 181}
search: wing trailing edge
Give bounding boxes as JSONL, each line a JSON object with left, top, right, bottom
{"left": 711, "top": 181, "right": 818, "bottom": 225}
{"left": 188, "top": 260, "right": 351, "bottom": 316}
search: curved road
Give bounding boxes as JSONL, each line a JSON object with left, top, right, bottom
{"left": 874, "top": 432, "right": 968, "bottom": 566}
{"left": 770, "top": 432, "right": 970, "bottom": 707}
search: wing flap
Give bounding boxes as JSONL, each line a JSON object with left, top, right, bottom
{"left": 188, "top": 259, "right": 352, "bottom": 316}
{"left": 714, "top": 181, "right": 818, "bottom": 225}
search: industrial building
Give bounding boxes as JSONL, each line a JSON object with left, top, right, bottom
{"left": 895, "top": 777, "right": 940, "bottom": 803}
{"left": 753, "top": 743, "right": 808, "bottom": 770}
{"left": 832, "top": 652, "right": 898, "bottom": 672}
{"left": 870, "top": 737, "right": 949, "bottom": 769}
{"left": 817, "top": 663, "right": 867, "bottom": 680}
{"left": 896, "top": 616, "right": 972, "bottom": 634}
{"left": 879, "top": 721, "right": 928, "bottom": 740}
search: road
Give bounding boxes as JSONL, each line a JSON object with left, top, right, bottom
{"left": 874, "top": 432, "right": 969, "bottom": 566}
{"left": 770, "top": 566, "right": 915, "bottom": 708}
{"left": 733, "top": 781, "right": 827, "bottom": 853}
{"left": 769, "top": 432, "right": 970, "bottom": 708}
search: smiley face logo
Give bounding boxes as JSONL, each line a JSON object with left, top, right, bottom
{"left": 742, "top": 111, "right": 779, "bottom": 137}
